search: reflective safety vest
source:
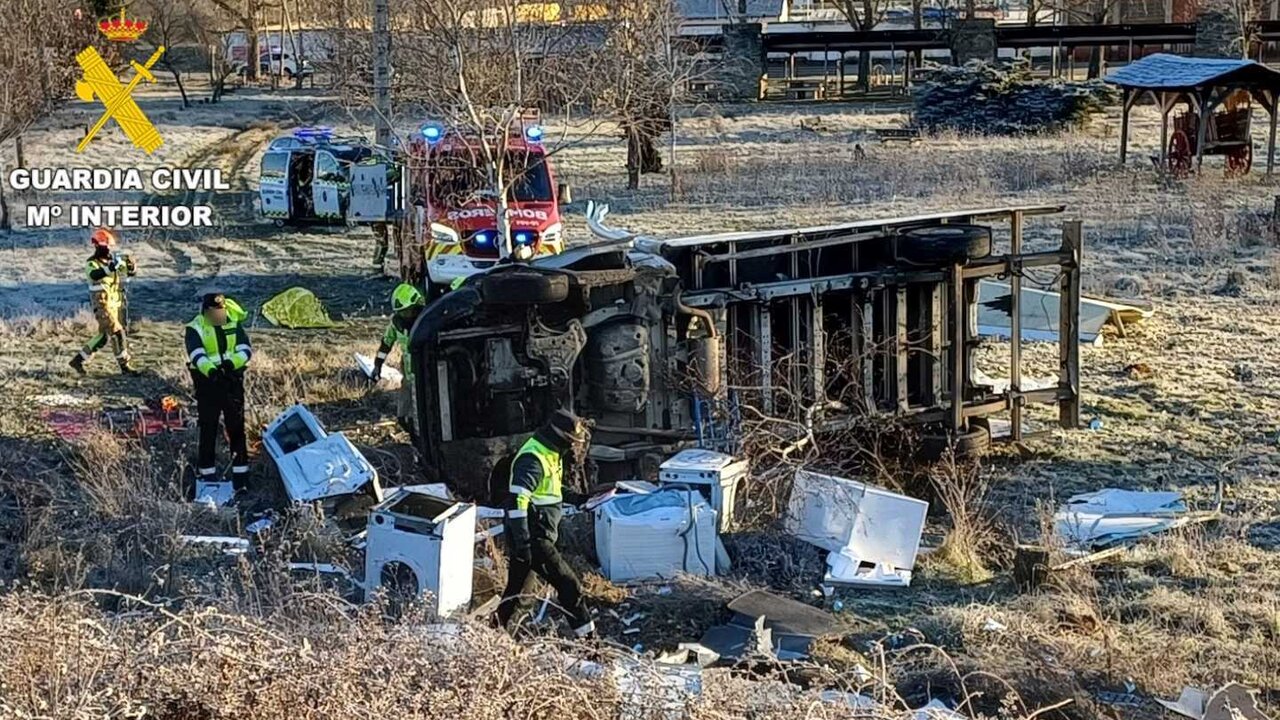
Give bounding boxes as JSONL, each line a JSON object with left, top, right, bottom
{"left": 510, "top": 436, "right": 563, "bottom": 508}
{"left": 86, "top": 257, "right": 125, "bottom": 309}
{"left": 186, "top": 313, "right": 250, "bottom": 376}
{"left": 379, "top": 317, "right": 413, "bottom": 377}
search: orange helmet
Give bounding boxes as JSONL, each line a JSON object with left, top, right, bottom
{"left": 90, "top": 228, "right": 117, "bottom": 248}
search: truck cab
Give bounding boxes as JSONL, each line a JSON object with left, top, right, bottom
{"left": 407, "top": 117, "right": 569, "bottom": 291}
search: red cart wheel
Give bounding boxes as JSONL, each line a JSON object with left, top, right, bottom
{"left": 1225, "top": 143, "right": 1253, "bottom": 178}
{"left": 1168, "top": 130, "right": 1193, "bottom": 176}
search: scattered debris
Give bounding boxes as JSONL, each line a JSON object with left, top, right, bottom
{"left": 972, "top": 368, "right": 1057, "bottom": 396}
{"left": 699, "top": 589, "right": 840, "bottom": 663}
{"left": 181, "top": 535, "right": 251, "bottom": 555}
{"left": 194, "top": 479, "right": 234, "bottom": 508}
{"left": 787, "top": 470, "right": 927, "bottom": 587}
{"left": 1054, "top": 488, "right": 1210, "bottom": 549}
{"left": 363, "top": 488, "right": 476, "bottom": 616}
{"left": 245, "top": 517, "right": 274, "bottom": 534}
{"left": 261, "top": 287, "right": 336, "bottom": 328}
{"left": 977, "top": 280, "right": 1152, "bottom": 346}
{"left": 613, "top": 655, "right": 702, "bottom": 720}
{"left": 102, "top": 397, "right": 188, "bottom": 437}
{"left": 982, "top": 618, "right": 1007, "bottom": 633}
{"left": 264, "top": 404, "right": 382, "bottom": 505}
{"left": 657, "top": 448, "right": 747, "bottom": 533}
{"left": 355, "top": 352, "right": 402, "bottom": 388}
{"left": 914, "top": 698, "right": 969, "bottom": 719}
{"left": 287, "top": 562, "right": 354, "bottom": 581}
{"left": 594, "top": 490, "right": 717, "bottom": 582}
{"left": 1157, "top": 683, "right": 1270, "bottom": 720}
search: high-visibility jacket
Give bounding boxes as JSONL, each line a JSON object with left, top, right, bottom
{"left": 86, "top": 254, "right": 132, "bottom": 309}
{"left": 377, "top": 314, "right": 414, "bottom": 377}
{"left": 185, "top": 311, "right": 252, "bottom": 377}
{"left": 509, "top": 436, "right": 563, "bottom": 511}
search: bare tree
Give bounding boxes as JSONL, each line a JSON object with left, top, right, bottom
{"left": 209, "top": 0, "right": 271, "bottom": 81}
{"left": 324, "top": 0, "right": 614, "bottom": 256}
{"left": 0, "top": 0, "right": 95, "bottom": 230}
{"left": 141, "top": 0, "right": 199, "bottom": 107}
{"left": 597, "top": 0, "right": 706, "bottom": 190}
{"left": 832, "top": 0, "right": 888, "bottom": 92}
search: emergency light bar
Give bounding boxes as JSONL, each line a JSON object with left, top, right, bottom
{"left": 293, "top": 126, "right": 334, "bottom": 142}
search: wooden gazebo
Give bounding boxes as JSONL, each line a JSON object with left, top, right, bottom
{"left": 1106, "top": 53, "right": 1280, "bottom": 176}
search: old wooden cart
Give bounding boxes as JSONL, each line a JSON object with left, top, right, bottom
{"left": 1168, "top": 96, "right": 1253, "bottom": 176}
{"left": 1108, "top": 53, "right": 1280, "bottom": 177}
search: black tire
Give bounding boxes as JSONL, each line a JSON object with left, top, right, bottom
{"left": 479, "top": 269, "right": 569, "bottom": 305}
{"left": 919, "top": 418, "right": 991, "bottom": 461}
{"left": 896, "top": 224, "right": 992, "bottom": 266}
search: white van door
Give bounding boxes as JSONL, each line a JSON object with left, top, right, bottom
{"left": 312, "top": 150, "right": 343, "bottom": 219}
{"left": 259, "top": 151, "right": 291, "bottom": 220}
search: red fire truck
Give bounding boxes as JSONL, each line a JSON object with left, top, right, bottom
{"left": 405, "top": 113, "right": 571, "bottom": 292}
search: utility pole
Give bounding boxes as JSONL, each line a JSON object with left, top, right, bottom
{"left": 373, "top": 0, "right": 391, "bottom": 145}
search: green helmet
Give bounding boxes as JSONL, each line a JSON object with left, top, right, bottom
{"left": 392, "top": 283, "right": 425, "bottom": 312}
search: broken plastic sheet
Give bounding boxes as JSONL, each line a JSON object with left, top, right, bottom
{"left": 977, "top": 280, "right": 1152, "bottom": 347}
{"left": 1055, "top": 489, "right": 1188, "bottom": 549}
{"left": 1157, "top": 683, "right": 1269, "bottom": 720}
{"left": 355, "top": 352, "right": 402, "bottom": 389}
{"left": 194, "top": 479, "right": 235, "bottom": 508}
{"left": 261, "top": 287, "right": 336, "bottom": 328}
{"left": 786, "top": 470, "right": 927, "bottom": 587}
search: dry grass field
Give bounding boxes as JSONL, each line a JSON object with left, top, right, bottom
{"left": 3, "top": 81, "right": 1280, "bottom": 718}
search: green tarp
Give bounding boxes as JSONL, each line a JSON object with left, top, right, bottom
{"left": 261, "top": 287, "right": 336, "bottom": 328}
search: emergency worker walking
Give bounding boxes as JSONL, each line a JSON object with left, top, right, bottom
{"left": 497, "top": 408, "right": 595, "bottom": 638}
{"left": 70, "top": 228, "right": 137, "bottom": 375}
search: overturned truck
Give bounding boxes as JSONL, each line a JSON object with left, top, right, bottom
{"left": 409, "top": 204, "right": 1083, "bottom": 500}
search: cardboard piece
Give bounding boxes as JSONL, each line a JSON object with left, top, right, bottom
{"left": 355, "top": 352, "right": 402, "bottom": 389}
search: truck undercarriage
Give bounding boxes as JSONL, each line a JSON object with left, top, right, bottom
{"left": 409, "top": 204, "right": 1083, "bottom": 501}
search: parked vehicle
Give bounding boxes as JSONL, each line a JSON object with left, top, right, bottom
{"left": 235, "top": 49, "right": 313, "bottom": 79}
{"left": 406, "top": 204, "right": 1084, "bottom": 501}
{"left": 258, "top": 128, "right": 397, "bottom": 226}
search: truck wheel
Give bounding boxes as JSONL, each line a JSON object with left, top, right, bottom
{"left": 479, "top": 269, "right": 569, "bottom": 305}
{"left": 896, "top": 224, "right": 992, "bottom": 266}
{"left": 919, "top": 418, "right": 991, "bottom": 461}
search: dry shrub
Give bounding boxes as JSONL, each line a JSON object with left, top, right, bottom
{"left": 925, "top": 455, "right": 999, "bottom": 584}
{"left": 691, "top": 146, "right": 735, "bottom": 175}
{"left": 0, "top": 589, "right": 1077, "bottom": 720}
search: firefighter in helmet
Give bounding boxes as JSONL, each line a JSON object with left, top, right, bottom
{"left": 371, "top": 283, "right": 426, "bottom": 441}
{"left": 497, "top": 408, "right": 595, "bottom": 638}
{"left": 70, "top": 228, "right": 137, "bottom": 375}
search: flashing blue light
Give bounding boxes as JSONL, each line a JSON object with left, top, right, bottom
{"left": 514, "top": 231, "right": 534, "bottom": 245}
{"left": 524, "top": 125, "right": 544, "bottom": 142}
{"left": 293, "top": 126, "right": 333, "bottom": 141}
{"left": 472, "top": 230, "right": 493, "bottom": 246}
{"left": 421, "top": 122, "right": 445, "bottom": 145}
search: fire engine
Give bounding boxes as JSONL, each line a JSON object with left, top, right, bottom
{"left": 405, "top": 112, "right": 572, "bottom": 292}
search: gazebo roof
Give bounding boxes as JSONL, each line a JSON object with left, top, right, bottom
{"left": 1105, "top": 53, "right": 1280, "bottom": 91}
